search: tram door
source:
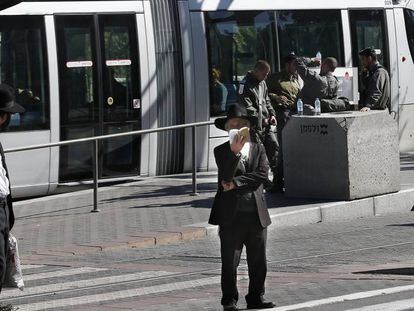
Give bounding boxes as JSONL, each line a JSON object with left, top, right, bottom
{"left": 349, "top": 10, "right": 389, "bottom": 107}
{"left": 55, "top": 15, "right": 141, "bottom": 181}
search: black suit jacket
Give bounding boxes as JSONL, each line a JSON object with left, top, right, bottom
{"left": 0, "top": 142, "right": 14, "bottom": 230}
{"left": 209, "top": 141, "right": 272, "bottom": 228}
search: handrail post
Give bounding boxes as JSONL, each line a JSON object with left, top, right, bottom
{"left": 91, "top": 139, "right": 100, "bottom": 212}
{"left": 191, "top": 125, "right": 198, "bottom": 196}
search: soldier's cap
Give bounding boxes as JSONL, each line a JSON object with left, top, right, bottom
{"left": 358, "top": 47, "right": 377, "bottom": 57}
{"left": 0, "top": 84, "right": 25, "bottom": 114}
{"left": 215, "top": 104, "right": 257, "bottom": 131}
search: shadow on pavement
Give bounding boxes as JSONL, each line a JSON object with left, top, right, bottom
{"left": 387, "top": 223, "right": 414, "bottom": 227}
{"left": 128, "top": 197, "right": 214, "bottom": 209}
{"left": 101, "top": 183, "right": 217, "bottom": 203}
{"left": 266, "top": 193, "right": 334, "bottom": 209}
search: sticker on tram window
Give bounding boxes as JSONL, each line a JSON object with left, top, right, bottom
{"left": 106, "top": 59, "right": 132, "bottom": 67}
{"left": 133, "top": 99, "right": 141, "bottom": 109}
{"left": 66, "top": 61, "right": 93, "bottom": 68}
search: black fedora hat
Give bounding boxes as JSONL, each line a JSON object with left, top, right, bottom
{"left": 0, "top": 84, "right": 25, "bottom": 114}
{"left": 214, "top": 104, "right": 257, "bottom": 131}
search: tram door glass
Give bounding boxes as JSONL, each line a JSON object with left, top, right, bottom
{"left": 0, "top": 16, "right": 49, "bottom": 131}
{"left": 56, "top": 15, "right": 141, "bottom": 182}
{"left": 206, "top": 12, "right": 276, "bottom": 117}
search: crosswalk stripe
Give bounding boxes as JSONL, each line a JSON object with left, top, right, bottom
{"left": 24, "top": 267, "right": 107, "bottom": 282}
{"left": 267, "top": 284, "right": 414, "bottom": 311}
{"left": 344, "top": 298, "right": 414, "bottom": 311}
{"left": 21, "top": 265, "right": 46, "bottom": 270}
{"left": 17, "top": 275, "right": 248, "bottom": 311}
{"left": 2, "top": 270, "right": 174, "bottom": 299}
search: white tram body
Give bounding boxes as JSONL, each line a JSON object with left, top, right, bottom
{"left": 0, "top": 0, "right": 413, "bottom": 197}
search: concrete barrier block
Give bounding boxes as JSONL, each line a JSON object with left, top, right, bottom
{"left": 283, "top": 111, "right": 400, "bottom": 200}
{"left": 321, "top": 198, "right": 374, "bottom": 222}
{"left": 374, "top": 189, "right": 414, "bottom": 215}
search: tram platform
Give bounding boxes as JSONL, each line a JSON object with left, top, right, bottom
{"left": 11, "top": 153, "right": 414, "bottom": 261}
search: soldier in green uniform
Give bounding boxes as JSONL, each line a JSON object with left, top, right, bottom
{"left": 266, "top": 54, "right": 301, "bottom": 192}
{"left": 295, "top": 56, "right": 339, "bottom": 112}
{"left": 237, "top": 60, "right": 277, "bottom": 190}
{"left": 358, "top": 48, "right": 391, "bottom": 112}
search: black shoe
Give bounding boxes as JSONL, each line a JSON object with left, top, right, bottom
{"left": 246, "top": 301, "right": 276, "bottom": 309}
{"left": 223, "top": 305, "right": 238, "bottom": 311}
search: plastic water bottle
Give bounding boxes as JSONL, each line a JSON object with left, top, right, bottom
{"left": 297, "top": 98, "right": 304, "bottom": 116}
{"left": 314, "top": 98, "right": 321, "bottom": 115}
{"left": 316, "top": 51, "right": 322, "bottom": 62}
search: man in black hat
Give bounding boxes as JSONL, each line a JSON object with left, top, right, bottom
{"left": 0, "top": 84, "right": 25, "bottom": 293}
{"left": 209, "top": 105, "right": 275, "bottom": 311}
{"left": 358, "top": 47, "right": 391, "bottom": 112}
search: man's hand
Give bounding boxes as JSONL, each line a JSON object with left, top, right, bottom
{"left": 269, "top": 115, "right": 277, "bottom": 125}
{"left": 279, "top": 95, "right": 289, "bottom": 104}
{"left": 230, "top": 134, "right": 246, "bottom": 155}
{"left": 221, "top": 181, "right": 235, "bottom": 192}
{"left": 360, "top": 107, "right": 371, "bottom": 112}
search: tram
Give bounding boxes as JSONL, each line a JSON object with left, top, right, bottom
{"left": 0, "top": 0, "right": 413, "bottom": 197}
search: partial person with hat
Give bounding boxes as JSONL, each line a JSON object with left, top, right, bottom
{"left": 209, "top": 105, "right": 275, "bottom": 311}
{"left": 358, "top": 47, "right": 391, "bottom": 112}
{"left": 0, "top": 84, "right": 25, "bottom": 293}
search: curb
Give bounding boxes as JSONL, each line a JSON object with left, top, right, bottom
{"left": 24, "top": 227, "right": 208, "bottom": 257}
{"left": 188, "top": 188, "right": 414, "bottom": 233}
{"left": 20, "top": 188, "right": 414, "bottom": 257}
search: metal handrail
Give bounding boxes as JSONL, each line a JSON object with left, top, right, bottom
{"left": 4, "top": 120, "right": 215, "bottom": 212}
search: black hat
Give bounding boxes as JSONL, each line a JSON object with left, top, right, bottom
{"left": 358, "top": 47, "right": 377, "bottom": 58}
{"left": 214, "top": 105, "right": 257, "bottom": 131}
{"left": 283, "top": 53, "right": 297, "bottom": 64}
{"left": 0, "top": 84, "right": 25, "bottom": 114}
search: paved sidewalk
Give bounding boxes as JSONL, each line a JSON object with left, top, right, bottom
{"left": 11, "top": 153, "right": 414, "bottom": 259}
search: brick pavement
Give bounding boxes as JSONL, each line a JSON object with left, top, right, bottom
{"left": 5, "top": 213, "right": 414, "bottom": 310}
{"left": 13, "top": 174, "right": 217, "bottom": 256}
{"left": 10, "top": 153, "right": 414, "bottom": 260}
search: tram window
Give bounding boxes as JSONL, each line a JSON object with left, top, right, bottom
{"left": 404, "top": 9, "right": 414, "bottom": 63}
{"left": 0, "top": 16, "right": 49, "bottom": 131}
{"left": 206, "top": 11, "right": 277, "bottom": 117}
{"left": 276, "top": 10, "right": 344, "bottom": 66}
{"left": 349, "top": 10, "right": 389, "bottom": 71}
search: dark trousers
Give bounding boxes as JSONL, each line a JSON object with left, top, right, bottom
{"left": 261, "top": 131, "right": 278, "bottom": 174}
{"left": 219, "top": 212, "right": 267, "bottom": 306}
{"left": 0, "top": 201, "right": 9, "bottom": 293}
{"left": 274, "top": 109, "right": 292, "bottom": 187}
